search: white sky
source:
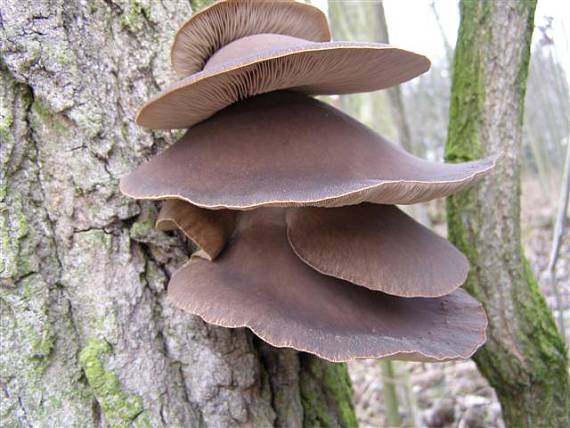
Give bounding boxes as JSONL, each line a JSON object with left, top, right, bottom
{"left": 314, "top": 0, "right": 570, "bottom": 84}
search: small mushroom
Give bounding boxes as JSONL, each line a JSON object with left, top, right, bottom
{"left": 156, "top": 199, "right": 237, "bottom": 260}
{"left": 168, "top": 208, "right": 487, "bottom": 362}
{"left": 171, "top": 0, "right": 331, "bottom": 76}
{"left": 286, "top": 204, "right": 468, "bottom": 297}
{"left": 122, "top": 92, "right": 497, "bottom": 209}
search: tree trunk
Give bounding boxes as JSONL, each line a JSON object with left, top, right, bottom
{"left": 0, "top": 1, "right": 356, "bottom": 427}
{"left": 445, "top": 1, "right": 570, "bottom": 427}
{"left": 326, "top": 0, "right": 395, "bottom": 140}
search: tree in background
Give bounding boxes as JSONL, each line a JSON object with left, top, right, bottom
{"left": 445, "top": 1, "right": 570, "bottom": 426}
{"left": 326, "top": 0, "right": 396, "bottom": 140}
{"left": 327, "top": 2, "right": 426, "bottom": 426}
{"left": 0, "top": 1, "right": 356, "bottom": 426}
{"left": 524, "top": 16, "right": 570, "bottom": 193}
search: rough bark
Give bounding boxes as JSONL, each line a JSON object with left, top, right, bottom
{"left": 0, "top": 1, "right": 356, "bottom": 427}
{"left": 445, "top": 1, "right": 570, "bottom": 427}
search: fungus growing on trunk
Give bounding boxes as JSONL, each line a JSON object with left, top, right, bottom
{"left": 122, "top": 92, "right": 496, "bottom": 209}
{"left": 120, "top": 0, "right": 494, "bottom": 362}
{"left": 138, "top": 36, "right": 429, "bottom": 129}
{"left": 168, "top": 209, "right": 486, "bottom": 362}
{"left": 286, "top": 204, "right": 469, "bottom": 297}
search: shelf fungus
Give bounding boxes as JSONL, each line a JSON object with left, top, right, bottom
{"left": 120, "top": 0, "right": 495, "bottom": 362}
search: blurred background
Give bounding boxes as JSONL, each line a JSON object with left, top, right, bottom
{"left": 309, "top": 1, "right": 570, "bottom": 427}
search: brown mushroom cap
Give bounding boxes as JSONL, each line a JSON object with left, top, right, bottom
{"left": 138, "top": 34, "right": 430, "bottom": 129}
{"left": 168, "top": 208, "right": 487, "bottom": 362}
{"left": 172, "top": 0, "right": 331, "bottom": 76}
{"left": 122, "top": 92, "right": 497, "bottom": 209}
{"left": 287, "top": 204, "right": 468, "bottom": 297}
{"left": 156, "top": 199, "right": 237, "bottom": 260}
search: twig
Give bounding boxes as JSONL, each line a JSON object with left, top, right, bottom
{"left": 546, "top": 138, "right": 570, "bottom": 341}
{"left": 429, "top": 1, "right": 453, "bottom": 68}
{"left": 379, "top": 360, "right": 403, "bottom": 427}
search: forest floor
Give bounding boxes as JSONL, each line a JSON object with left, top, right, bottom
{"left": 348, "top": 176, "right": 570, "bottom": 428}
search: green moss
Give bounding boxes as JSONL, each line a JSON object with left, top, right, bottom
{"left": 0, "top": 181, "right": 7, "bottom": 201}
{"left": 29, "top": 331, "right": 55, "bottom": 373}
{"left": 129, "top": 216, "right": 155, "bottom": 241}
{"left": 300, "top": 355, "right": 358, "bottom": 428}
{"left": 79, "top": 339, "right": 145, "bottom": 428}
{"left": 133, "top": 411, "right": 153, "bottom": 428}
{"left": 516, "top": 0, "right": 537, "bottom": 126}
{"left": 0, "top": 110, "right": 13, "bottom": 139}
{"left": 50, "top": 397, "right": 63, "bottom": 410}
{"left": 0, "top": 199, "right": 31, "bottom": 281}
{"left": 30, "top": 331, "right": 55, "bottom": 359}
{"left": 14, "top": 281, "right": 55, "bottom": 372}
{"left": 15, "top": 209, "right": 29, "bottom": 238}
{"left": 120, "top": 0, "right": 151, "bottom": 33}
{"left": 444, "top": 0, "right": 488, "bottom": 165}
{"left": 55, "top": 49, "right": 73, "bottom": 67}
{"left": 31, "top": 99, "right": 67, "bottom": 134}
{"left": 0, "top": 212, "right": 11, "bottom": 279}
{"left": 445, "top": 1, "right": 569, "bottom": 426}
{"left": 79, "top": 229, "right": 113, "bottom": 252}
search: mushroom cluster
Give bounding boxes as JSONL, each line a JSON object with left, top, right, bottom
{"left": 121, "top": 0, "right": 495, "bottom": 362}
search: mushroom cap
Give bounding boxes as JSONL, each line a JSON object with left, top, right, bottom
{"left": 137, "top": 33, "right": 430, "bottom": 129}
{"left": 287, "top": 204, "right": 468, "bottom": 297}
{"left": 156, "top": 199, "right": 237, "bottom": 260}
{"left": 122, "top": 92, "right": 497, "bottom": 209}
{"left": 168, "top": 208, "right": 487, "bottom": 362}
{"left": 172, "top": 0, "right": 331, "bottom": 76}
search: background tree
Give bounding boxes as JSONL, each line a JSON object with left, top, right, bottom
{"left": 445, "top": 1, "right": 570, "bottom": 427}
{"left": 0, "top": 1, "right": 356, "bottom": 426}
{"left": 327, "top": 2, "right": 427, "bottom": 426}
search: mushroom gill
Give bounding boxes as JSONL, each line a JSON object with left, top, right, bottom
{"left": 139, "top": 35, "right": 429, "bottom": 129}
{"left": 172, "top": 0, "right": 331, "bottom": 76}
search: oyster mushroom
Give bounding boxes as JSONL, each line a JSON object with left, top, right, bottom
{"left": 138, "top": 0, "right": 429, "bottom": 131}
{"left": 138, "top": 35, "right": 429, "bottom": 129}
{"left": 119, "top": 0, "right": 493, "bottom": 362}
{"left": 286, "top": 204, "right": 468, "bottom": 297}
{"left": 168, "top": 209, "right": 487, "bottom": 362}
{"left": 122, "top": 92, "right": 496, "bottom": 210}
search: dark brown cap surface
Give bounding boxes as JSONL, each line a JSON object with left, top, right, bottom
{"left": 168, "top": 209, "right": 487, "bottom": 362}
{"left": 123, "top": 92, "right": 497, "bottom": 209}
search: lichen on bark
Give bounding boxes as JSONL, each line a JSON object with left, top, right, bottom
{"left": 445, "top": 1, "right": 570, "bottom": 426}
{"left": 79, "top": 339, "right": 147, "bottom": 427}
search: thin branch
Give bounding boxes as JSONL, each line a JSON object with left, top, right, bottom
{"left": 547, "top": 138, "right": 570, "bottom": 341}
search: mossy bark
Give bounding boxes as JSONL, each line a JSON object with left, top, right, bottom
{"left": 0, "top": 1, "right": 355, "bottom": 426}
{"left": 445, "top": 1, "right": 570, "bottom": 427}
{"left": 298, "top": 355, "right": 358, "bottom": 428}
